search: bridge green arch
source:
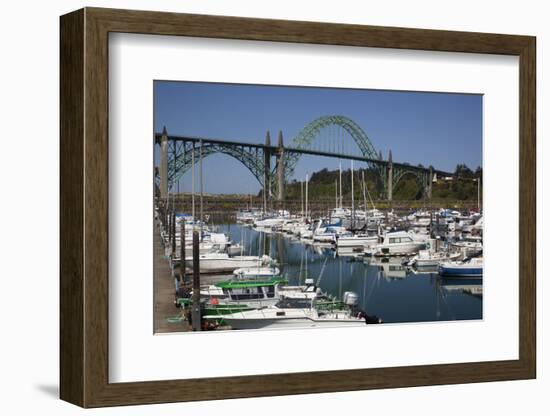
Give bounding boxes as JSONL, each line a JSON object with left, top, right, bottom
{"left": 392, "top": 168, "right": 428, "bottom": 199}
{"left": 168, "top": 143, "right": 268, "bottom": 189}
{"left": 284, "top": 115, "right": 380, "bottom": 179}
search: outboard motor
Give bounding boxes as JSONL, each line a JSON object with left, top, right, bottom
{"left": 343, "top": 291, "right": 382, "bottom": 324}
{"left": 343, "top": 291, "right": 359, "bottom": 307}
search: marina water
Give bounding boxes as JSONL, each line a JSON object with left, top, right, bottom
{"left": 207, "top": 223, "right": 482, "bottom": 324}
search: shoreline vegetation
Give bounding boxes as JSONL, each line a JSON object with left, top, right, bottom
{"left": 167, "top": 164, "right": 482, "bottom": 215}
{"left": 283, "top": 164, "right": 482, "bottom": 202}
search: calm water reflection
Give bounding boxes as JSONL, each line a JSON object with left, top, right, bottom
{"left": 214, "top": 224, "right": 482, "bottom": 324}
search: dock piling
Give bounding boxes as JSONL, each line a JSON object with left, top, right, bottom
{"left": 191, "top": 231, "right": 201, "bottom": 331}
{"left": 171, "top": 211, "right": 176, "bottom": 256}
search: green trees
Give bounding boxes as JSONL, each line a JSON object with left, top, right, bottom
{"left": 283, "top": 165, "right": 481, "bottom": 201}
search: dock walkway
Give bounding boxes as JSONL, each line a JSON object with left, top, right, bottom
{"left": 154, "top": 220, "right": 191, "bottom": 333}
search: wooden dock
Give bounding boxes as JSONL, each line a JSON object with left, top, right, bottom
{"left": 154, "top": 220, "right": 191, "bottom": 333}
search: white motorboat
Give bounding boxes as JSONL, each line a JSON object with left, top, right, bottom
{"left": 439, "top": 257, "right": 483, "bottom": 278}
{"left": 254, "top": 217, "right": 285, "bottom": 228}
{"left": 185, "top": 253, "right": 273, "bottom": 273}
{"left": 253, "top": 210, "right": 290, "bottom": 229}
{"left": 206, "top": 291, "right": 381, "bottom": 330}
{"left": 336, "top": 233, "right": 379, "bottom": 249}
{"left": 451, "top": 237, "right": 483, "bottom": 257}
{"left": 236, "top": 208, "right": 263, "bottom": 224}
{"left": 408, "top": 250, "right": 461, "bottom": 267}
{"left": 313, "top": 221, "right": 347, "bottom": 243}
{"left": 368, "top": 231, "right": 426, "bottom": 256}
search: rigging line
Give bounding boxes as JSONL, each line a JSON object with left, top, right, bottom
{"left": 316, "top": 256, "right": 329, "bottom": 288}
{"left": 364, "top": 179, "right": 376, "bottom": 210}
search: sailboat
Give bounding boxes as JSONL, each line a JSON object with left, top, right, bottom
{"left": 336, "top": 162, "right": 378, "bottom": 250}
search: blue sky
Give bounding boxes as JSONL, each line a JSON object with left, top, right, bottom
{"left": 154, "top": 81, "right": 482, "bottom": 195}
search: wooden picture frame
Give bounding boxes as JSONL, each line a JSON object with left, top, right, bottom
{"left": 60, "top": 7, "right": 536, "bottom": 408}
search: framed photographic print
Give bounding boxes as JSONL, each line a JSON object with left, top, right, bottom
{"left": 60, "top": 7, "right": 536, "bottom": 408}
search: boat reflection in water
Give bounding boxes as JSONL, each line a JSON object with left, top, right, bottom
{"left": 440, "top": 278, "right": 483, "bottom": 298}
{"left": 365, "top": 256, "right": 408, "bottom": 280}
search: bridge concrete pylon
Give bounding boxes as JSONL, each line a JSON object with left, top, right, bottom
{"left": 276, "top": 130, "right": 285, "bottom": 202}
{"left": 159, "top": 126, "right": 168, "bottom": 201}
{"left": 264, "top": 131, "right": 272, "bottom": 205}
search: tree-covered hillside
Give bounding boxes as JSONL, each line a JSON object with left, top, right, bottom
{"left": 280, "top": 164, "right": 481, "bottom": 202}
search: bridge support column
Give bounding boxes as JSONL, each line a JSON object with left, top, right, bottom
{"left": 387, "top": 150, "right": 393, "bottom": 201}
{"left": 264, "top": 131, "right": 271, "bottom": 210}
{"left": 159, "top": 126, "right": 168, "bottom": 201}
{"left": 276, "top": 131, "right": 285, "bottom": 203}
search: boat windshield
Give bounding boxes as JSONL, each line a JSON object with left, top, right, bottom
{"left": 275, "top": 298, "right": 312, "bottom": 309}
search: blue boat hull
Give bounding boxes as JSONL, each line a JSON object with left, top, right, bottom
{"left": 439, "top": 266, "right": 482, "bottom": 278}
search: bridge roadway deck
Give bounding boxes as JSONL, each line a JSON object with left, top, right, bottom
{"left": 155, "top": 133, "right": 455, "bottom": 177}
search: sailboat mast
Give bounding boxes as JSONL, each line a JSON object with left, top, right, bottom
{"left": 339, "top": 161, "right": 342, "bottom": 208}
{"left": 362, "top": 171, "right": 368, "bottom": 226}
{"left": 191, "top": 145, "right": 195, "bottom": 223}
{"left": 477, "top": 178, "right": 480, "bottom": 212}
{"left": 305, "top": 174, "right": 309, "bottom": 220}
{"left": 199, "top": 140, "right": 204, "bottom": 241}
{"left": 351, "top": 160, "right": 355, "bottom": 229}
{"left": 335, "top": 179, "right": 338, "bottom": 209}
{"left": 301, "top": 180, "right": 304, "bottom": 218}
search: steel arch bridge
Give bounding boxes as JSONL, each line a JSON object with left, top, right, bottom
{"left": 156, "top": 115, "right": 446, "bottom": 201}
{"left": 392, "top": 168, "right": 431, "bottom": 198}
{"left": 167, "top": 142, "right": 267, "bottom": 188}
{"left": 283, "top": 115, "right": 382, "bottom": 184}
